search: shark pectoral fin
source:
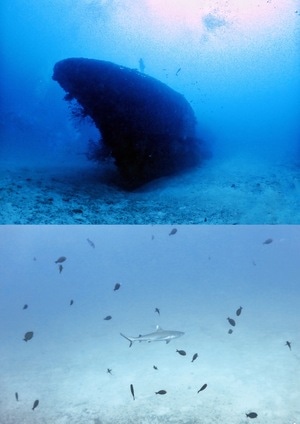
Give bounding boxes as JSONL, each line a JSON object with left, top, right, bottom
{"left": 166, "top": 340, "right": 171, "bottom": 344}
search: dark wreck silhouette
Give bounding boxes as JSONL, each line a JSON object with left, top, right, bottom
{"left": 53, "top": 58, "right": 205, "bottom": 188}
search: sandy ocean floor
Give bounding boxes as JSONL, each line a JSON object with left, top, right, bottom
{"left": 1, "top": 225, "right": 299, "bottom": 423}
{"left": 1, "top": 314, "right": 299, "bottom": 424}
{"left": 1, "top": 157, "right": 300, "bottom": 224}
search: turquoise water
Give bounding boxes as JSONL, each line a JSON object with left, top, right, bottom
{"left": 0, "top": 225, "right": 299, "bottom": 423}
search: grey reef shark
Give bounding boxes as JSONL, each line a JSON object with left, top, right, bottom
{"left": 120, "top": 325, "right": 184, "bottom": 347}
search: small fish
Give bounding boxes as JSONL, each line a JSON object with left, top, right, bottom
{"left": 23, "top": 331, "right": 34, "bottom": 342}
{"left": 104, "top": 315, "right": 112, "bottom": 320}
{"left": 153, "top": 365, "right": 158, "bottom": 370}
{"left": 113, "top": 283, "right": 121, "bottom": 291}
{"left": 169, "top": 228, "right": 177, "bottom": 236}
{"left": 246, "top": 412, "right": 258, "bottom": 418}
{"left": 227, "top": 317, "right": 236, "bottom": 327}
{"left": 285, "top": 341, "right": 292, "bottom": 350}
{"left": 55, "top": 256, "right": 66, "bottom": 264}
{"left": 155, "top": 307, "right": 160, "bottom": 315}
{"left": 197, "top": 384, "right": 207, "bottom": 393}
{"left": 176, "top": 349, "right": 186, "bottom": 356}
{"left": 32, "top": 399, "right": 39, "bottom": 411}
{"left": 107, "top": 368, "right": 112, "bottom": 375}
{"left": 263, "top": 238, "right": 273, "bottom": 245}
{"left": 70, "top": 300, "right": 74, "bottom": 306}
{"left": 155, "top": 390, "right": 167, "bottom": 395}
{"left": 87, "top": 238, "right": 95, "bottom": 248}
{"left": 23, "top": 304, "right": 28, "bottom": 310}
{"left": 236, "top": 306, "right": 243, "bottom": 316}
{"left": 59, "top": 264, "right": 63, "bottom": 274}
{"left": 130, "top": 384, "right": 135, "bottom": 400}
{"left": 228, "top": 329, "right": 233, "bottom": 334}
{"left": 15, "top": 392, "right": 18, "bottom": 401}
{"left": 191, "top": 353, "right": 198, "bottom": 362}
{"left": 139, "top": 58, "right": 145, "bottom": 73}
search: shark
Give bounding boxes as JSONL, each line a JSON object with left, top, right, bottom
{"left": 120, "top": 325, "right": 184, "bottom": 347}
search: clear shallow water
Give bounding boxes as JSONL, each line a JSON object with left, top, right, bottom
{"left": 0, "top": 225, "right": 299, "bottom": 423}
{"left": 1, "top": 1, "right": 299, "bottom": 224}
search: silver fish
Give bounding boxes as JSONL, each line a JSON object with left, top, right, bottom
{"left": 120, "top": 325, "right": 184, "bottom": 347}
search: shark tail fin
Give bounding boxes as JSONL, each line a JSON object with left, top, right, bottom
{"left": 120, "top": 332, "right": 133, "bottom": 347}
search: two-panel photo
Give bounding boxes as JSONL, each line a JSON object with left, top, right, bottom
{"left": 1, "top": 1, "right": 299, "bottom": 423}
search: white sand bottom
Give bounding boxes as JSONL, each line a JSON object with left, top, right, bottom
{"left": 1, "top": 322, "right": 299, "bottom": 424}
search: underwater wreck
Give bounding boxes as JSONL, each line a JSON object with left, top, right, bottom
{"left": 53, "top": 58, "right": 204, "bottom": 188}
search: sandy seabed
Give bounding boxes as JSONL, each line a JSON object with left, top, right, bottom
{"left": 1, "top": 322, "right": 299, "bottom": 424}
{"left": 0, "top": 158, "right": 299, "bottom": 224}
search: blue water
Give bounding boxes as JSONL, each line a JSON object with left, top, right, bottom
{"left": 0, "top": 225, "right": 299, "bottom": 423}
{"left": 1, "top": 0, "right": 299, "bottom": 167}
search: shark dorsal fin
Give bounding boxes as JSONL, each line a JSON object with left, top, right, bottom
{"left": 156, "top": 325, "right": 163, "bottom": 331}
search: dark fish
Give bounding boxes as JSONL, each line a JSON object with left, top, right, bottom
{"left": 155, "top": 390, "right": 167, "bottom": 395}
{"left": 197, "top": 384, "right": 207, "bottom": 393}
{"left": 227, "top": 317, "right": 236, "bottom": 327}
{"left": 155, "top": 307, "right": 160, "bottom": 315}
{"left": 138, "top": 58, "right": 145, "bottom": 73}
{"left": 191, "top": 353, "right": 198, "bottom": 362}
{"left": 107, "top": 368, "right": 112, "bottom": 374}
{"left": 169, "top": 228, "right": 177, "bottom": 236}
{"left": 55, "top": 256, "right": 66, "bottom": 263}
{"left": 175, "top": 68, "right": 181, "bottom": 76}
{"left": 246, "top": 412, "right": 258, "bottom": 418}
{"left": 151, "top": 235, "right": 155, "bottom": 240}
{"left": 285, "top": 341, "right": 292, "bottom": 350}
{"left": 153, "top": 365, "right": 158, "bottom": 370}
{"left": 70, "top": 300, "right": 74, "bottom": 306}
{"left": 32, "top": 399, "right": 39, "bottom": 410}
{"left": 23, "top": 331, "right": 34, "bottom": 342}
{"left": 176, "top": 349, "right": 186, "bottom": 356}
{"left": 104, "top": 315, "right": 112, "bottom": 320}
{"left": 114, "top": 283, "right": 121, "bottom": 291}
{"left": 228, "top": 329, "right": 233, "bottom": 334}
{"left": 87, "top": 238, "right": 95, "bottom": 248}
{"left": 130, "top": 384, "right": 135, "bottom": 400}
{"left": 23, "top": 304, "right": 28, "bottom": 310}
{"left": 15, "top": 392, "right": 18, "bottom": 401}
{"left": 263, "top": 238, "right": 273, "bottom": 245}
{"left": 59, "top": 264, "right": 63, "bottom": 273}
{"left": 236, "top": 306, "right": 243, "bottom": 316}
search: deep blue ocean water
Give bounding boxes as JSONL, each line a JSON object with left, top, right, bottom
{"left": 1, "top": 0, "right": 299, "bottom": 170}
{"left": 0, "top": 225, "right": 299, "bottom": 423}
